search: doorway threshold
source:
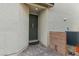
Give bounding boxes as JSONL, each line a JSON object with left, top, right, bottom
{"left": 29, "top": 40, "right": 39, "bottom": 45}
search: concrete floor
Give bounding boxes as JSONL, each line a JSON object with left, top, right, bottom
{"left": 18, "top": 44, "right": 62, "bottom": 56}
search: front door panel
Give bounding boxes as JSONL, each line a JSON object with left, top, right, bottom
{"left": 29, "top": 14, "right": 38, "bottom": 41}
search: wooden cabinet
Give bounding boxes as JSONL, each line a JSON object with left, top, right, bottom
{"left": 48, "top": 32, "right": 67, "bottom": 55}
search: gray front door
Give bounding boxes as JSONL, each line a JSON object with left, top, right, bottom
{"left": 29, "top": 14, "right": 38, "bottom": 42}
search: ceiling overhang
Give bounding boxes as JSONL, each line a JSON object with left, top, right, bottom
{"left": 26, "top": 3, "right": 54, "bottom": 9}
{"left": 25, "top": 3, "right": 54, "bottom": 15}
{"left": 35, "top": 3, "right": 54, "bottom": 8}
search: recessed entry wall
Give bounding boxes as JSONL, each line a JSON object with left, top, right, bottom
{"left": 38, "top": 9, "right": 49, "bottom": 47}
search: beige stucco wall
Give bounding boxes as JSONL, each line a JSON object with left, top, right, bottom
{"left": 48, "top": 3, "right": 79, "bottom": 32}
{"left": 0, "top": 3, "right": 29, "bottom": 55}
{"left": 38, "top": 10, "right": 49, "bottom": 47}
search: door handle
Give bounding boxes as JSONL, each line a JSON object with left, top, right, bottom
{"left": 32, "top": 24, "right": 34, "bottom": 28}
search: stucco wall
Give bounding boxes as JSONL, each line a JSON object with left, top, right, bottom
{"left": 48, "top": 3, "right": 79, "bottom": 32}
{"left": 0, "top": 3, "right": 29, "bottom": 55}
{"left": 38, "top": 10, "right": 49, "bottom": 47}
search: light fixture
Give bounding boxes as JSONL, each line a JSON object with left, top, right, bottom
{"left": 64, "top": 18, "right": 67, "bottom": 20}
{"left": 64, "top": 18, "right": 67, "bottom": 21}
{"left": 35, "top": 8, "right": 38, "bottom": 11}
